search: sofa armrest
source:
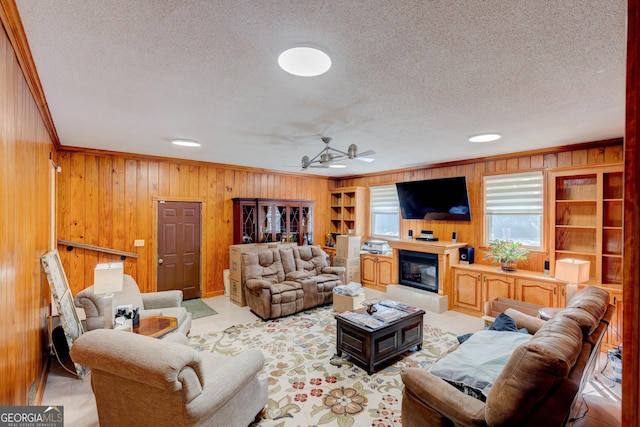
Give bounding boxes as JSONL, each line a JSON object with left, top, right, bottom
{"left": 74, "top": 287, "right": 103, "bottom": 317}
{"left": 504, "top": 308, "right": 546, "bottom": 334}
{"left": 322, "top": 266, "right": 345, "bottom": 275}
{"left": 401, "top": 368, "right": 486, "bottom": 426}
{"left": 141, "top": 290, "right": 183, "bottom": 309}
{"left": 286, "top": 270, "right": 310, "bottom": 281}
{"left": 245, "top": 278, "right": 274, "bottom": 291}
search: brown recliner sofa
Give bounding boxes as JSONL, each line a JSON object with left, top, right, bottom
{"left": 242, "top": 245, "right": 345, "bottom": 320}
{"left": 281, "top": 246, "right": 345, "bottom": 310}
{"left": 400, "top": 286, "right": 614, "bottom": 427}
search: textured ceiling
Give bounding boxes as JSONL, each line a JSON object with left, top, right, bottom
{"left": 15, "top": 0, "right": 627, "bottom": 176}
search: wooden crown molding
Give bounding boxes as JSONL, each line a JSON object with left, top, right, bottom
{"left": 0, "top": 0, "right": 60, "bottom": 148}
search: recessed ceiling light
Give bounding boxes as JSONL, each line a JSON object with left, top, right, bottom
{"left": 469, "top": 133, "right": 502, "bottom": 143}
{"left": 278, "top": 47, "right": 331, "bottom": 77}
{"left": 329, "top": 163, "right": 347, "bottom": 169}
{"left": 171, "top": 139, "right": 201, "bottom": 147}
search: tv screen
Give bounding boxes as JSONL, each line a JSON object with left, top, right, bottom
{"left": 396, "top": 177, "right": 471, "bottom": 221}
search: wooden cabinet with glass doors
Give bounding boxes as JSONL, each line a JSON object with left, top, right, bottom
{"left": 232, "top": 198, "right": 313, "bottom": 246}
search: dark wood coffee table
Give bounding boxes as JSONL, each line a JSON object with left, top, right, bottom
{"left": 335, "top": 303, "right": 425, "bottom": 374}
{"left": 133, "top": 315, "right": 178, "bottom": 338}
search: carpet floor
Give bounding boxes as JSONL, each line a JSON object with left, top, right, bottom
{"left": 189, "top": 305, "right": 458, "bottom": 427}
{"left": 181, "top": 298, "right": 218, "bottom": 319}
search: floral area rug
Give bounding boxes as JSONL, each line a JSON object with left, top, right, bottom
{"left": 188, "top": 306, "right": 458, "bottom": 427}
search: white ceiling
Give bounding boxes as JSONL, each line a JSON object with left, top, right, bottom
{"left": 15, "top": 0, "right": 627, "bottom": 177}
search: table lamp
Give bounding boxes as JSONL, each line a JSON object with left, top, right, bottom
{"left": 94, "top": 262, "right": 124, "bottom": 328}
{"left": 555, "top": 259, "right": 590, "bottom": 304}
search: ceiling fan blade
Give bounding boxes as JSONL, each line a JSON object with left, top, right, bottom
{"left": 354, "top": 156, "right": 375, "bottom": 163}
{"left": 357, "top": 149, "right": 376, "bottom": 158}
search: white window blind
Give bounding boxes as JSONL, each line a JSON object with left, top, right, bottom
{"left": 370, "top": 184, "right": 399, "bottom": 237}
{"left": 484, "top": 171, "right": 544, "bottom": 215}
{"left": 484, "top": 171, "right": 544, "bottom": 247}
{"left": 370, "top": 185, "right": 399, "bottom": 214}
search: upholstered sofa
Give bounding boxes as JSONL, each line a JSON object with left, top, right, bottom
{"left": 242, "top": 245, "right": 345, "bottom": 320}
{"left": 70, "top": 328, "right": 267, "bottom": 427}
{"left": 401, "top": 286, "right": 614, "bottom": 427}
{"left": 74, "top": 274, "right": 192, "bottom": 336}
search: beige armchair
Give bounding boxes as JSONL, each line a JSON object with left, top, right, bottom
{"left": 74, "top": 274, "right": 191, "bottom": 335}
{"left": 70, "top": 328, "right": 268, "bottom": 427}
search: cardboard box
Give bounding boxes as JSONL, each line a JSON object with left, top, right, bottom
{"left": 229, "top": 277, "right": 245, "bottom": 306}
{"left": 333, "top": 293, "right": 367, "bottom": 313}
{"left": 333, "top": 256, "right": 361, "bottom": 283}
{"left": 229, "top": 244, "right": 267, "bottom": 306}
{"left": 484, "top": 297, "right": 542, "bottom": 319}
{"left": 229, "top": 244, "right": 262, "bottom": 281}
{"left": 336, "top": 235, "right": 361, "bottom": 258}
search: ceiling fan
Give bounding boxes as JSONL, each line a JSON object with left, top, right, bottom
{"left": 300, "top": 137, "right": 375, "bottom": 170}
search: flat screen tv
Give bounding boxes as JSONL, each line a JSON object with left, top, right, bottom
{"left": 396, "top": 176, "right": 471, "bottom": 221}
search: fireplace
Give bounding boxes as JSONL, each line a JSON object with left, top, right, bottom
{"left": 399, "top": 250, "right": 439, "bottom": 293}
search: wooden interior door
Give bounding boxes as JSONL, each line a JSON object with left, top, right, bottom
{"left": 157, "top": 201, "right": 201, "bottom": 299}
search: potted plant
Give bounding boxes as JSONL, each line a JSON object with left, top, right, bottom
{"left": 485, "top": 239, "right": 529, "bottom": 272}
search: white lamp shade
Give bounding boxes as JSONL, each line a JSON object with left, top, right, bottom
{"left": 94, "top": 262, "right": 124, "bottom": 294}
{"left": 554, "top": 259, "right": 590, "bottom": 284}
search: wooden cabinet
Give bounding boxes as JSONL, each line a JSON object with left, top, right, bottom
{"left": 452, "top": 269, "right": 483, "bottom": 312}
{"left": 549, "top": 165, "right": 623, "bottom": 285}
{"left": 452, "top": 265, "right": 564, "bottom": 315}
{"left": 232, "top": 198, "right": 258, "bottom": 244}
{"left": 453, "top": 269, "right": 515, "bottom": 313}
{"left": 483, "top": 273, "right": 516, "bottom": 303}
{"left": 516, "top": 279, "right": 564, "bottom": 307}
{"left": 329, "top": 187, "right": 367, "bottom": 246}
{"left": 232, "top": 198, "right": 313, "bottom": 245}
{"left": 361, "top": 253, "right": 394, "bottom": 290}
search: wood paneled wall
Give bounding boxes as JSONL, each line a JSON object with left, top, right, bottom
{"left": 56, "top": 151, "right": 330, "bottom": 296}
{"left": 0, "top": 23, "right": 55, "bottom": 405}
{"left": 332, "top": 142, "right": 624, "bottom": 272}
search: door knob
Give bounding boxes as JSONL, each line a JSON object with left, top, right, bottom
{"left": 158, "top": 258, "right": 163, "bottom": 265}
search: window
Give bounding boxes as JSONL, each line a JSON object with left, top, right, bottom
{"left": 370, "top": 184, "right": 400, "bottom": 237}
{"left": 484, "top": 171, "right": 543, "bottom": 248}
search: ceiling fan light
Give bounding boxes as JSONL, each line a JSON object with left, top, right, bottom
{"left": 468, "top": 133, "right": 501, "bottom": 143}
{"left": 171, "top": 139, "right": 201, "bottom": 147}
{"left": 329, "top": 164, "right": 347, "bottom": 168}
{"left": 278, "top": 47, "right": 331, "bottom": 77}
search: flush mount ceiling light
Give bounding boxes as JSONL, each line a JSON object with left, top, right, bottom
{"left": 469, "top": 133, "right": 502, "bottom": 143}
{"left": 171, "top": 139, "right": 201, "bottom": 147}
{"left": 278, "top": 47, "right": 331, "bottom": 77}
